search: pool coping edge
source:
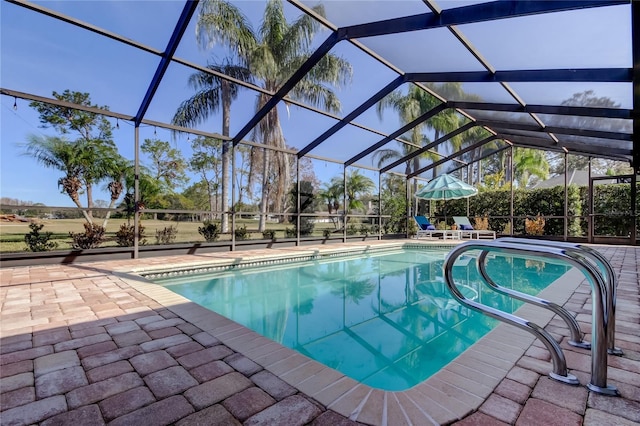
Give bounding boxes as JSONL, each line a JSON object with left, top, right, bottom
{"left": 117, "top": 241, "right": 587, "bottom": 425}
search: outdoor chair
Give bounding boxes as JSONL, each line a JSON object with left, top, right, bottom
{"left": 453, "top": 216, "right": 496, "bottom": 239}
{"left": 414, "top": 216, "right": 459, "bottom": 240}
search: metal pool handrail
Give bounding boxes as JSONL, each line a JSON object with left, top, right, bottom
{"left": 498, "top": 237, "right": 621, "bottom": 355}
{"left": 444, "top": 240, "right": 618, "bottom": 395}
{"left": 476, "top": 250, "right": 590, "bottom": 350}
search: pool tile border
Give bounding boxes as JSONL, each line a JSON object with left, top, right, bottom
{"left": 118, "top": 241, "right": 586, "bottom": 425}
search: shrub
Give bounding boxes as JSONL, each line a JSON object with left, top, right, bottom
{"left": 473, "top": 216, "right": 489, "bottom": 230}
{"left": 502, "top": 221, "right": 512, "bottom": 235}
{"left": 525, "top": 214, "right": 545, "bottom": 235}
{"left": 288, "top": 181, "right": 316, "bottom": 236}
{"left": 198, "top": 220, "right": 219, "bottom": 242}
{"left": 155, "top": 225, "right": 178, "bottom": 245}
{"left": 115, "top": 223, "right": 146, "bottom": 247}
{"left": 70, "top": 223, "right": 105, "bottom": 249}
{"left": 262, "top": 229, "right": 276, "bottom": 239}
{"left": 346, "top": 224, "right": 358, "bottom": 235}
{"left": 24, "top": 223, "right": 57, "bottom": 252}
{"left": 285, "top": 227, "right": 296, "bottom": 238}
{"left": 436, "top": 221, "right": 448, "bottom": 230}
{"left": 359, "top": 224, "right": 369, "bottom": 236}
{"left": 235, "top": 225, "right": 249, "bottom": 240}
{"left": 322, "top": 229, "right": 332, "bottom": 238}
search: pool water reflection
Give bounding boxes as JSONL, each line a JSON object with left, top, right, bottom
{"left": 157, "top": 249, "right": 569, "bottom": 391}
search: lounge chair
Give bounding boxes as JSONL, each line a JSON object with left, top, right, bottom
{"left": 453, "top": 216, "right": 496, "bottom": 239}
{"left": 414, "top": 216, "right": 459, "bottom": 240}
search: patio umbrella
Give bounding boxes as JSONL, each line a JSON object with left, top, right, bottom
{"left": 415, "top": 174, "right": 478, "bottom": 222}
{"left": 415, "top": 174, "right": 478, "bottom": 200}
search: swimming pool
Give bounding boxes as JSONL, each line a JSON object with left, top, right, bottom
{"left": 154, "top": 248, "right": 570, "bottom": 391}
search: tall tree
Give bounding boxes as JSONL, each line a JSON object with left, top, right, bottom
{"left": 189, "top": 136, "right": 224, "bottom": 219}
{"left": 25, "top": 90, "right": 126, "bottom": 226}
{"left": 197, "top": 0, "right": 352, "bottom": 231}
{"left": 141, "top": 138, "right": 188, "bottom": 218}
{"left": 173, "top": 60, "right": 253, "bottom": 233}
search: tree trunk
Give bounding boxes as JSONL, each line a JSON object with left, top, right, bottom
{"left": 85, "top": 183, "right": 94, "bottom": 222}
{"left": 207, "top": 180, "right": 215, "bottom": 220}
{"left": 270, "top": 111, "right": 289, "bottom": 216}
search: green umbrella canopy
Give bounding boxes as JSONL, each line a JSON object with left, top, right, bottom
{"left": 416, "top": 174, "right": 478, "bottom": 201}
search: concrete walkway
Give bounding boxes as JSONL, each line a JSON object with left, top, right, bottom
{"left": 1, "top": 242, "right": 638, "bottom": 425}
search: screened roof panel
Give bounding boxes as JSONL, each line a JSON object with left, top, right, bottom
{"left": 361, "top": 140, "right": 415, "bottom": 172}
{"left": 145, "top": 61, "right": 271, "bottom": 137}
{"left": 463, "top": 110, "right": 540, "bottom": 126}
{"left": 356, "top": 28, "right": 487, "bottom": 73}
{"left": 424, "top": 82, "right": 517, "bottom": 104}
{"left": 288, "top": 42, "right": 399, "bottom": 121}
{"left": 555, "top": 134, "right": 633, "bottom": 151}
{"left": 458, "top": 4, "right": 631, "bottom": 70}
{"left": 436, "top": 0, "right": 493, "bottom": 9}
{"left": 298, "top": 0, "right": 428, "bottom": 28}
{"left": 1, "top": 2, "right": 157, "bottom": 116}
{"left": 497, "top": 129, "right": 554, "bottom": 141}
{"left": 304, "top": 124, "right": 384, "bottom": 162}
{"left": 536, "top": 114, "right": 632, "bottom": 135}
{"left": 174, "top": 0, "right": 340, "bottom": 94}
{"left": 277, "top": 103, "right": 342, "bottom": 150}
{"left": 29, "top": 0, "right": 185, "bottom": 51}
{"left": 508, "top": 82, "right": 633, "bottom": 109}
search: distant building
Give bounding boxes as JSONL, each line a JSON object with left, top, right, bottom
{"left": 532, "top": 170, "right": 616, "bottom": 189}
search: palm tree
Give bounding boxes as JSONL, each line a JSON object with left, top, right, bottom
{"left": 375, "top": 86, "right": 441, "bottom": 175}
{"left": 318, "top": 181, "right": 342, "bottom": 229}
{"left": 512, "top": 148, "right": 550, "bottom": 188}
{"left": 197, "top": 0, "right": 352, "bottom": 231}
{"left": 330, "top": 169, "right": 375, "bottom": 215}
{"left": 173, "top": 60, "right": 253, "bottom": 233}
{"left": 22, "top": 134, "right": 125, "bottom": 226}
{"left": 459, "top": 125, "right": 495, "bottom": 185}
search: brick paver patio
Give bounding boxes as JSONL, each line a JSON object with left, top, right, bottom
{"left": 1, "top": 242, "right": 638, "bottom": 425}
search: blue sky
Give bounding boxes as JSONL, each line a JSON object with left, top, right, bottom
{"left": 0, "top": 1, "right": 632, "bottom": 206}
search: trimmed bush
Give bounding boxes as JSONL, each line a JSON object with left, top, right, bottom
{"left": 115, "top": 223, "right": 147, "bottom": 247}
{"left": 198, "top": 220, "right": 220, "bottom": 242}
{"left": 24, "top": 223, "right": 57, "bottom": 252}
{"left": 262, "top": 229, "right": 276, "bottom": 239}
{"left": 70, "top": 223, "right": 105, "bottom": 249}
{"left": 155, "top": 225, "right": 178, "bottom": 244}
{"left": 234, "top": 225, "right": 249, "bottom": 240}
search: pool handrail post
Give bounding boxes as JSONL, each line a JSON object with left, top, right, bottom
{"left": 499, "top": 237, "right": 621, "bottom": 355}
{"left": 444, "top": 240, "right": 619, "bottom": 395}
{"left": 476, "top": 250, "right": 590, "bottom": 350}
{"left": 444, "top": 244, "right": 579, "bottom": 385}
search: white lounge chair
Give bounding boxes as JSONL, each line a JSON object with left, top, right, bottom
{"left": 453, "top": 216, "right": 495, "bottom": 239}
{"left": 414, "top": 216, "right": 460, "bottom": 240}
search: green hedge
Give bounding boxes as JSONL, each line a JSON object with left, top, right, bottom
{"left": 431, "top": 184, "right": 637, "bottom": 237}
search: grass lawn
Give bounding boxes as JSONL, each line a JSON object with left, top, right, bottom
{"left": 0, "top": 217, "right": 346, "bottom": 253}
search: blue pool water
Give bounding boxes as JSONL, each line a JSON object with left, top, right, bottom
{"left": 155, "top": 248, "right": 570, "bottom": 391}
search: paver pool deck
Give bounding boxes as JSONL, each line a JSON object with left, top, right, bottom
{"left": 1, "top": 240, "right": 638, "bottom": 425}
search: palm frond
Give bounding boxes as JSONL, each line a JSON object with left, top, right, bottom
{"left": 260, "top": 0, "right": 288, "bottom": 61}
{"left": 289, "top": 80, "right": 340, "bottom": 113}
{"left": 197, "top": 0, "right": 257, "bottom": 60}
{"left": 172, "top": 89, "right": 223, "bottom": 129}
